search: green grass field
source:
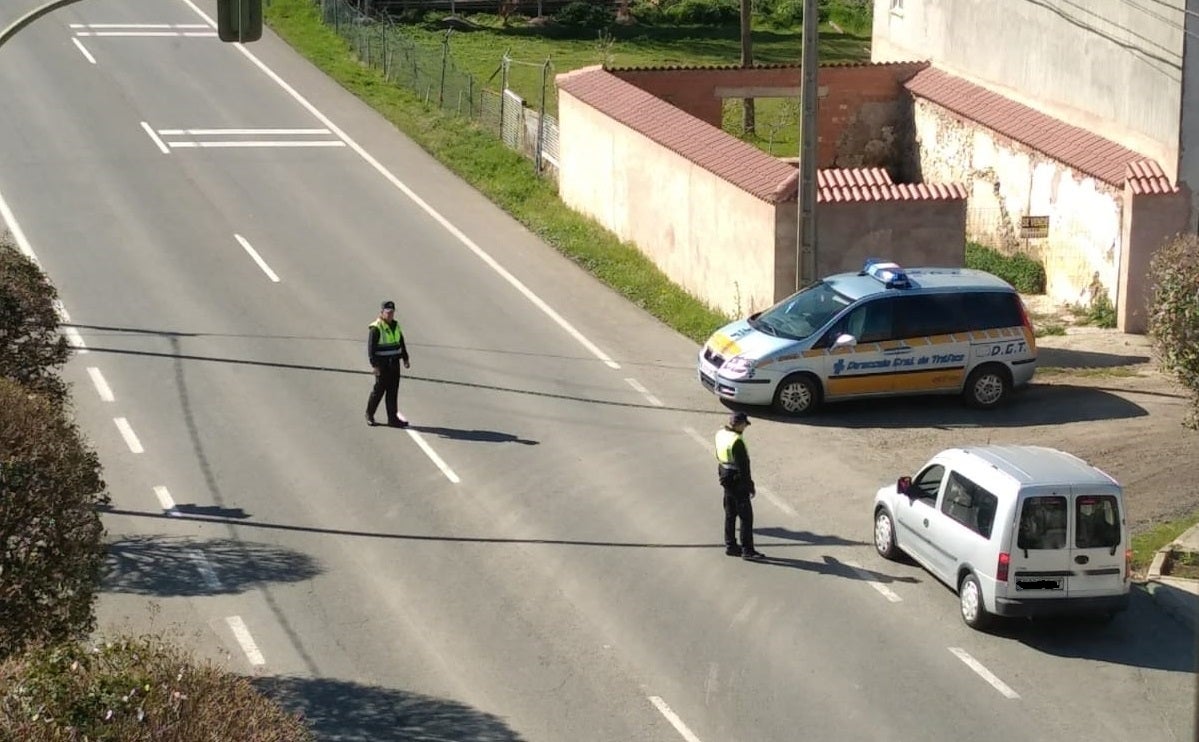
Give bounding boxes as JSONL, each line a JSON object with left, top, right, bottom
{"left": 388, "top": 14, "right": 870, "bottom": 155}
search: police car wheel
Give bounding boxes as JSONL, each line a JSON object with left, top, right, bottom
{"left": 773, "top": 374, "right": 820, "bottom": 416}
{"left": 963, "top": 365, "right": 1010, "bottom": 409}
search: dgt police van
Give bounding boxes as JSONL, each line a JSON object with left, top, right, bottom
{"left": 697, "top": 260, "right": 1038, "bottom": 415}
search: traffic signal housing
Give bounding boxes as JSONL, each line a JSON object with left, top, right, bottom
{"left": 217, "top": 0, "right": 262, "bottom": 43}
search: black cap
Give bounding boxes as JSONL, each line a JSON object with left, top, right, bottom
{"left": 729, "top": 411, "right": 750, "bottom": 426}
{"left": 381, "top": 300, "right": 395, "bottom": 310}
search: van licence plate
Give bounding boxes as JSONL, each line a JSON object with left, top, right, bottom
{"left": 1015, "top": 577, "right": 1063, "bottom": 591}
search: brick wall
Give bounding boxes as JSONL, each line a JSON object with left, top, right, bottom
{"left": 609, "top": 62, "right": 928, "bottom": 169}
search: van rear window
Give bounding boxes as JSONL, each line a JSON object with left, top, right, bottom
{"left": 1076, "top": 495, "right": 1121, "bottom": 549}
{"left": 1017, "top": 496, "right": 1068, "bottom": 550}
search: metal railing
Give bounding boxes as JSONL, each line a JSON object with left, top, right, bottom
{"left": 316, "top": 0, "right": 559, "bottom": 176}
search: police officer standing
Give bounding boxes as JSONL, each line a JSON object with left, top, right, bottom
{"left": 366, "top": 300, "right": 410, "bottom": 428}
{"left": 716, "top": 411, "right": 765, "bottom": 560}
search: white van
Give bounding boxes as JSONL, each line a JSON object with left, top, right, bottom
{"left": 696, "top": 260, "right": 1038, "bottom": 415}
{"left": 872, "top": 445, "right": 1130, "bottom": 629}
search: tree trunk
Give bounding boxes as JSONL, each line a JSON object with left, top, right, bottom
{"left": 740, "top": 0, "right": 755, "bottom": 134}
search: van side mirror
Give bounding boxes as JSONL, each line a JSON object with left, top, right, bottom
{"left": 833, "top": 333, "right": 857, "bottom": 349}
{"left": 897, "top": 476, "right": 913, "bottom": 496}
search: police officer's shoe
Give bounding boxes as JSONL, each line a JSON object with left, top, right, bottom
{"left": 741, "top": 550, "right": 766, "bottom": 561}
{"left": 365, "top": 412, "right": 377, "bottom": 426}
{"left": 725, "top": 546, "right": 742, "bottom": 557}
{"left": 388, "top": 418, "right": 409, "bottom": 428}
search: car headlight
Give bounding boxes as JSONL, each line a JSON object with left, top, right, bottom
{"left": 720, "top": 355, "right": 757, "bottom": 379}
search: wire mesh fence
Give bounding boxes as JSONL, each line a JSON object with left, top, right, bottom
{"left": 315, "top": 0, "right": 559, "bottom": 177}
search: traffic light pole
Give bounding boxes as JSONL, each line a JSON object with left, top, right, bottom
{"left": 0, "top": 0, "right": 87, "bottom": 51}
{"left": 795, "top": 0, "right": 819, "bottom": 291}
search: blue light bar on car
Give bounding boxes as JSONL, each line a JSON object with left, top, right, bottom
{"left": 862, "top": 259, "right": 911, "bottom": 289}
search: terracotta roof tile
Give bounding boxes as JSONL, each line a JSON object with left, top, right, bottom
{"left": 604, "top": 60, "right": 925, "bottom": 73}
{"left": 904, "top": 67, "right": 1164, "bottom": 188}
{"left": 1126, "top": 160, "right": 1179, "bottom": 195}
{"left": 558, "top": 66, "right": 797, "bottom": 202}
{"left": 776, "top": 168, "right": 969, "bottom": 202}
{"left": 558, "top": 67, "right": 970, "bottom": 204}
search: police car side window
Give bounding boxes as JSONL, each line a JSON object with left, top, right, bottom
{"left": 897, "top": 294, "right": 968, "bottom": 337}
{"left": 964, "top": 292, "right": 1022, "bottom": 331}
{"left": 840, "top": 297, "right": 898, "bottom": 344}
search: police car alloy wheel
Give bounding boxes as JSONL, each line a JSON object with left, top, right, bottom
{"left": 964, "top": 365, "right": 1010, "bottom": 409}
{"left": 773, "top": 375, "right": 819, "bottom": 415}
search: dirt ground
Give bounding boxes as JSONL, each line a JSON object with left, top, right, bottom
{"left": 840, "top": 296, "right": 1199, "bottom": 537}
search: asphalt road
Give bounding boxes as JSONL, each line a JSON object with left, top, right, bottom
{"left": 0, "top": 1, "right": 1193, "bottom": 740}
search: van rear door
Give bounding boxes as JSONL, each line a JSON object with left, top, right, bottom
{"left": 1068, "top": 488, "right": 1126, "bottom": 598}
{"left": 1011, "top": 490, "right": 1070, "bottom": 599}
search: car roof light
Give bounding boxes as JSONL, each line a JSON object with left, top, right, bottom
{"left": 861, "top": 258, "right": 911, "bottom": 289}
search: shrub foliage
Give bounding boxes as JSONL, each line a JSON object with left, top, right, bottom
{"left": 0, "top": 635, "right": 312, "bottom": 741}
{"left": 1147, "top": 234, "right": 1199, "bottom": 428}
{"left": 0, "top": 235, "right": 70, "bottom": 406}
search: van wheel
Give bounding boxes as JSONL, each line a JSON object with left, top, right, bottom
{"left": 963, "top": 365, "right": 1010, "bottom": 409}
{"left": 773, "top": 374, "right": 820, "bottom": 416}
{"left": 874, "top": 508, "right": 899, "bottom": 560}
{"left": 959, "top": 573, "right": 992, "bottom": 630}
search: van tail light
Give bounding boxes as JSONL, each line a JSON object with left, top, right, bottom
{"left": 1124, "top": 549, "right": 1133, "bottom": 582}
{"left": 997, "top": 552, "right": 1011, "bottom": 582}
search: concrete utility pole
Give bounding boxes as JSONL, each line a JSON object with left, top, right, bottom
{"left": 0, "top": 0, "right": 86, "bottom": 50}
{"left": 795, "top": 0, "right": 820, "bottom": 290}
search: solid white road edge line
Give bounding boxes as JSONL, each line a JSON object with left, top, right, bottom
{"left": 189, "top": 550, "right": 223, "bottom": 591}
{"left": 843, "top": 559, "right": 903, "bottom": 603}
{"left": 153, "top": 485, "right": 180, "bottom": 515}
{"left": 177, "top": 0, "right": 621, "bottom": 371}
{"left": 114, "top": 418, "right": 144, "bottom": 453}
{"left": 648, "top": 695, "right": 703, "bottom": 742}
{"left": 225, "top": 616, "right": 266, "bottom": 666}
{"left": 234, "top": 234, "right": 281, "bottom": 282}
{"left": 140, "top": 121, "right": 170, "bottom": 154}
{"left": 624, "top": 377, "right": 664, "bottom": 407}
{"left": 948, "top": 647, "right": 1020, "bottom": 699}
{"left": 86, "top": 367, "right": 114, "bottom": 401}
{"left": 406, "top": 429, "right": 461, "bottom": 483}
{"left": 168, "top": 140, "right": 344, "bottom": 148}
{"left": 71, "top": 38, "right": 97, "bottom": 64}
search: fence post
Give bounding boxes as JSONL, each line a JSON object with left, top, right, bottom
{"left": 468, "top": 74, "right": 474, "bottom": 119}
{"left": 440, "top": 29, "right": 451, "bottom": 108}
{"left": 499, "top": 52, "right": 510, "bottom": 138}
{"left": 381, "top": 23, "right": 388, "bottom": 78}
{"left": 535, "top": 59, "right": 549, "bottom": 175}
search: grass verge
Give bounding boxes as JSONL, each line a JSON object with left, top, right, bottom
{"left": 1132, "top": 511, "right": 1199, "bottom": 574}
{"left": 264, "top": 0, "right": 731, "bottom": 344}
{"left": 1035, "top": 366, "right": 1142, "bottom": 379}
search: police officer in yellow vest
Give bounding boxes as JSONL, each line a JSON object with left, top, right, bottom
{"left": 366, "top": 300, "right": 410, "bottom": 427}
{"left": 716, "top": 411, "right": 765, "bottom": 560}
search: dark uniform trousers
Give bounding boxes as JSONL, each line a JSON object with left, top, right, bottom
{"left": 367, "top": 360, "right": 403, "bottom": 422}
{"left": 721, "top": 472, "right": 755, "bottom": 552}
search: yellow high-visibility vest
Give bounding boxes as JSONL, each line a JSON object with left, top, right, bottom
{"left": 371, "top": 318, "right": 404, "bottom": 356}
{"left": 714, "top": 428, "right": 744, "bottom": 467}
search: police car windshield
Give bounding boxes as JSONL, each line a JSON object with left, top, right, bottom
{"left": 750, "top": 282, "right": 853, "bottom": 340}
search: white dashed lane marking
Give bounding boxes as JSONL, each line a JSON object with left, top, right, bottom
{"left": 949, "top": 647, "right": 1020, "bottom": 699}
{"left": 225, "top": 616, "right": 265, "bottom": 666}
{"left": 113, "top": 417, "right": 144, "bottom": 453}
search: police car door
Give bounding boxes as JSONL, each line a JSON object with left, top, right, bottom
{"left": 892, "top": 294, "right": 971, "bottom": 393}
{"left": 822, "top": 296, "right": 901, "bottom": 399}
